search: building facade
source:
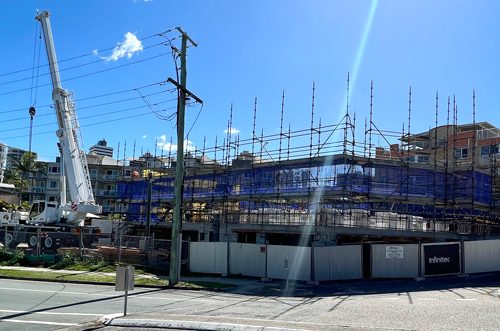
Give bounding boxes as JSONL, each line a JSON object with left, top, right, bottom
{"left": 89, "top": 139, "right": 114, "bottom": 158}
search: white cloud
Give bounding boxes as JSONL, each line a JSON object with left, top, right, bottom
{"left": 156, "top": 135, "right": 195, "bottom": 153}
{"left": 92, "top": 49, "right": 98, "bottom": 55}
{"left": 224, "top": 127, "right": 240, "bottom": 135}
{"left": 102, "top": 32, "right": 143, "bottom": 62}
{"left": 142, "top": 135, "right": 147, "bottom": 139}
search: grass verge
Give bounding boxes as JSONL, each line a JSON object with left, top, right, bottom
{"left": 0, "top": 268, "right": 167, "bottom": 286}
{"left": 0, "top": 268, "right": 236, "bottom": 290}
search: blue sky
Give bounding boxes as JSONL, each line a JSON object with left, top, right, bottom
{"left": 1, "top": 0, "right": 499, "bottom": 162}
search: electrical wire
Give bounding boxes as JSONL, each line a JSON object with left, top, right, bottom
{"left": 0, "top": 28, "right": 178, "bottom": 78}
{"left": 186, "top": 103, "right": 204, "bottom": 138}
{"left": 0, "top": 52, "right": 171, "bottom": 97}
{"left": 2, "top": 92, "right": 177, "bottom": 123}
{"left": 136, "top": 88, "right": 178, "bottom": 121}
{"left": 0, "top": 98, "right": 178, "bottom": 135}
{"left": 0, "top": 39, "right": 177, "bottom": 88}
{"left": 2, "top": 110, "right": 166, "bottom": 141}
{"left": 0, "top": 80, "right": 174, "bottom": 114}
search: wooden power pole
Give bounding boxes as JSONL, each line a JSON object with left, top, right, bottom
{"left": 168, "top": 28, "right": 201, "bottom": 286}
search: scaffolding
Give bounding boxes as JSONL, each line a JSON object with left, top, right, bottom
{"left": 116, "top": 85, "right": 500, "bottom": 236}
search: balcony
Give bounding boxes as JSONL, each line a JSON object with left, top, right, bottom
{"left": 96, "top": 190, "right": 117, "bottom": 197}
{"left": 101, "top": 205, "right": 128, "bottom": 213}
{"left": 28, "top": 186, "right": 45, "bottom": 193}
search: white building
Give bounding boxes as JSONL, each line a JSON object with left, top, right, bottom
{"left": 89, "top": 139, "right": 114, "bottom": 158}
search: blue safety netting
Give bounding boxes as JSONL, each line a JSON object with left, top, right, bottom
{"left": 116, "top": 160, "right": 494, "bottom": 222}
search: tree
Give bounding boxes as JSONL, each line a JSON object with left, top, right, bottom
{"left": 3, "top": 152, "right": 46, "bottom": 202}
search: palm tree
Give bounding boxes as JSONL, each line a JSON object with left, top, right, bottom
{"left": 3, "top": 152, "right": 45, "bottom": 202}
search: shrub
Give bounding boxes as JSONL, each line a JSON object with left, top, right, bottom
{"left": 0, "top": 250, "right": 26, "bottom": 266}
{"left": 51, "top": 253, "right": 106, "bottom": 271}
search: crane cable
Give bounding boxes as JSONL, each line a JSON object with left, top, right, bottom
{"left": 29, "top": 21, "right": 42, "bottom": 108}
{"left": 28, "top": 21, "right": 43, "bottom": 173}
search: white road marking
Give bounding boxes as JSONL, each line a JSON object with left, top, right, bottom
{"left": 0, "top": 286, "right": 115, "bottom": 297}
{"left": 0, "top": 319, "right": 77, "bottom": 326}
{"left": 0, "top": 286, "right": 218, "bottom": 303}
{"left": 0, "top": 309, "right": 101, "bottom": 316}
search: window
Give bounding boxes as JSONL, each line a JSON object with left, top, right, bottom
{"left": 49, "top": 181, "right": 58, "bottom": 189}
{"left": 480, "top": 144, "right": 499, "bottom": 156}
{"left": 49, "top": 166, "right": 60, "bottom": 173}
{"left": 417, "top": 155, "right": 429, "bottom": 163}
{"left": 404, "top": 155, "right": 428, "bottom": 163}
{"left": 454, "top": 147, "right": 468, "bottom": 159}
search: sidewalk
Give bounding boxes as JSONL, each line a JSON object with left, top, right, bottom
{"left": 0, "top": 265, "right": 262, "bottom": 289}
{"left": 1, "top": 265, "right": 305, "bottom": 330}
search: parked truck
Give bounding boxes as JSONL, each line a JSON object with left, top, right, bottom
{"left": 0, "top": 11, "right": 102, "bottom": 252}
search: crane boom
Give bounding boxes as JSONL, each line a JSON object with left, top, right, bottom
{"left": 35, "top": 11, "right": 101, "bottom": 217}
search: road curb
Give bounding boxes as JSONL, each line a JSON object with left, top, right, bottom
{"left": 100, "top": 315, "right": 309, "bottom": 331}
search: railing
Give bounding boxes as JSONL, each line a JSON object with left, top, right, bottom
{"left": 28, "top": 187, "right": 45, "bottom": 193}
{"left": 96, "top": 190, "right": 117, "bottom": 197}
{"left": 211, "top": 210, "right": 493, "bottom": 235}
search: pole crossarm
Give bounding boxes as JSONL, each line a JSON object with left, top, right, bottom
{"left": 175, "top": 27, "right": 198, "bottom": 47}
{"left": 167, "top": 77, "right": 203, "bottom": 104}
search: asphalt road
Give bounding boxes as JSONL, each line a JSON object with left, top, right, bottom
{"left": 0, "top": 274, "right": 499, "bottom": 330}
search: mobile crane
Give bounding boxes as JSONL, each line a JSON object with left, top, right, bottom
{"left": 0, "top": 11, "right": 102, "bottom": 251}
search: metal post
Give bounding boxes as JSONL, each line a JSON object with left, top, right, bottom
{"left": 37, "top": 227, "right": 41, "bottom": 256}
{"left": 145, "top": 172, "right": 153, "bottom": 237}
{"left": 123, "top": 267, "right": 129, "bottom": 316}
{"left": 285, "top": 256, "right": 289, "bottom": 290}
{"left": 28, "top": 107, "right": 36, "bottom": 204}
{"left": 79, "top": 229, "right": 83, "bottom": 257}
{"left": 149, "top": 232, "right": 155, "bottom": 268}
{"left": 118, "top": 229, "right": 122, "bottom": 265}
{"left": 3, "top": 226, "right": 7, "bottom": 252}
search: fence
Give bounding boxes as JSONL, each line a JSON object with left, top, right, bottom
{"left": 3, "top": 225, "right": 500, "bottom": 281}
{"left": 189, "top": 242, "right": 362, "bottom": 281}
{"left": 371, "top": 244, "right": 419, "bottom": 278}
{"left": 189, "top": 239, "right": 500, "bottom": 281}
{"left": 0, "top": 226, "right": 188, "bottom": 271}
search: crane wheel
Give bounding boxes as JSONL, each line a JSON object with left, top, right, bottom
{"left": 44, "top": 237, "right": 53, "bottom": 249}
{"left": 28, "top": 235, "right": 38, "bottom": 248}
{"left": 4, "top": 233, "right": 13, "bottom": 245}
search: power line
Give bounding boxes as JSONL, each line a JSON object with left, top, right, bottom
{"left": 0, "top": 98, "right": 178, "bottom": 135}
{"left": 0, "top": 80, "right": 173, "bottom": 114}
{"left": 0, "top": 52, "right": 171, "bottom": 97}
{"left": 0, "top": 40, "right": 175, "bottom": 88}
{"left": 0, "top": 104, "right": 179, "bottom": 143}
{"left": 186, "top": 103, "right": 204, "bottom": 138}
{"left": 2, "top": 92, "right": 177, "bottom": 123}
{"left": 0, "top": 28, "right": 178, "bottom": 78}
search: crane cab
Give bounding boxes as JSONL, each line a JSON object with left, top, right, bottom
{"left": 29, "top": 200, "right": 59, "bottom": 224}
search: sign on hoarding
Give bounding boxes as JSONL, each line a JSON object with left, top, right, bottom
{"left": 385, "top": 246, "right": 404, "bottom": 259}
{"left": 422, "top": 243, "right": 460, "bottom": 276}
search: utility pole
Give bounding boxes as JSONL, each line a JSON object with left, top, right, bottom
{"left": 169, "top": 28, "right": 201, "bottom": 286}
